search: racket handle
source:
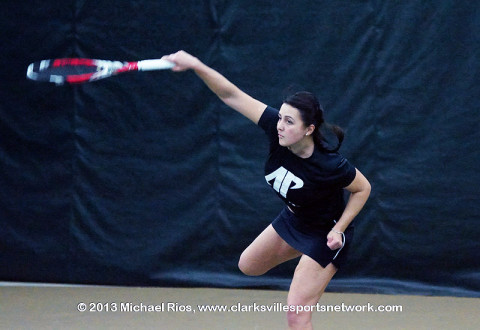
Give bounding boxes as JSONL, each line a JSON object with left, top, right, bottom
{"left": 137, "top": 59, "right": 175, "bottom": 71}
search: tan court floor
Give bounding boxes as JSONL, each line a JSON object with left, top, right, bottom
{"left": 1, "top": 283, "right": 479, "bottom": 330}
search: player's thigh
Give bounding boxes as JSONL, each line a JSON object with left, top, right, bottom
{"left": 288, "top": 255, "right": 337, "bottom": 307}
{"left": 238, "top": 224, "right": 301, "bottom": 276}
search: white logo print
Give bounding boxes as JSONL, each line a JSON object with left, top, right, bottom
{"left": 265, "top": 167, "right": 304, "bottom": 198}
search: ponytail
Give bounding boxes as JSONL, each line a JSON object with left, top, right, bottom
{"left": 314, "top": 122, "right": 344, "bottom": 153}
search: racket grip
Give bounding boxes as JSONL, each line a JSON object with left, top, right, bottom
{"left": 137, "top": 59, "right": 175, "bottom": 71}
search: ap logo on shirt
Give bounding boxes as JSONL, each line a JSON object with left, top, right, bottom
{"left": 265, "top": 166, "right": 304, "bottom": 198}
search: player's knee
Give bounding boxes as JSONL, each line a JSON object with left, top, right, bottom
{"left": 286, "top": 297, "right": 314, "bottom": 329}
{"left": 287, "top": 290, "right": 316, "bottom": 329}
{"left": 238, "top": 253, "right": 266, "bottom": 276}
{"left": 286, "top": 309, "right": 312, "bottom": 330}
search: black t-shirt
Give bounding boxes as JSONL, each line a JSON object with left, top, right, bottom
{"left": 258, "top": 106, "right": 356, "bottom": 225}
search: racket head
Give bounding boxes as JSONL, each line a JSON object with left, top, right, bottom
{"left": 26, "top": 58, "right": 128, "bottom": 85}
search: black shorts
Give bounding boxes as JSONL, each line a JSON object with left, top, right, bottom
{"left": 271, "top": 207, "right": 354, "bottom": 269}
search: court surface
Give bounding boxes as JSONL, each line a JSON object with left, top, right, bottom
{"left": 1, "top": 283, "right": 479, "bottom": 329}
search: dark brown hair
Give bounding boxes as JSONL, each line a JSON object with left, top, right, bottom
{"left": 283, "top": 91, "right": 344, "bottom": 152}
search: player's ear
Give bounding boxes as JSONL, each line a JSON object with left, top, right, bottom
{"left": 305, "top": 124, "right": 315, "bottom": 136}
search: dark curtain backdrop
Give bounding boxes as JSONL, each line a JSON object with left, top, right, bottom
{"left": 1, "top": 0, "right": 479, "bottom": 297}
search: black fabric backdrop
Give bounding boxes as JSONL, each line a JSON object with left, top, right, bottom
{"left": 1, "top": 0, "right": 479, "bottom": 297}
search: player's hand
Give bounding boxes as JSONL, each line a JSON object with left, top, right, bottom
{"left": 327, "top": 230, "right": 343, "bottom": 250}
{"left": 162, "top": 50, "right": 201, "bottom": 72}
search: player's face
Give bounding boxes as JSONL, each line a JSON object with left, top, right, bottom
{"left": 277, "top": 104, "right": 312, "bottom": 147}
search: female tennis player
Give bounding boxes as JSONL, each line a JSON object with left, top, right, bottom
{"left": 163, "top": 50, "right": 371, "bottom": 330}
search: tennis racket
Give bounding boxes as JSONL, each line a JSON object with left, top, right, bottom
{"left": 26, "top": 58, "right": 175, "bottom": 85}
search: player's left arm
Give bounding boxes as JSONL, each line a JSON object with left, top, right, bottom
{"left": 327, "top": 169, "right": 371, "bottom": 249}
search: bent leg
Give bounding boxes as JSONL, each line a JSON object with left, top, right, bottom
{"left": 287, "top": 255, "right": 337, "bottom": 329}
{"left": 238, "top": 224, "right": 301, "bottom": 276}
